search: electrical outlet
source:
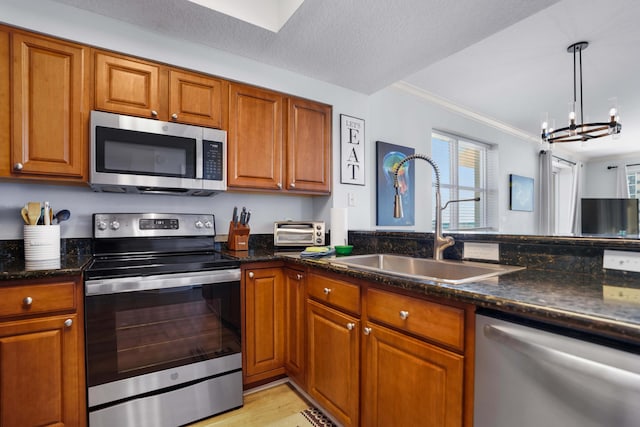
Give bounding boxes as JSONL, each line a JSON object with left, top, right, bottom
{"left": 603, "top": 285, "right": 640, "bottom": 304}
{"left": 463, "top": 242, "right": 499, "bottom": 261}
{"left": 603, "top": 250, "right": 640, "bottom": 272}
{"left": 347, "top": 192, "right": 356, "bottom": 207}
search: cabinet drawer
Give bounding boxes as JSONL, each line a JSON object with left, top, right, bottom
{"left": 308, "top": 273, "right": 360, "bottom": 315}
{"left": 367, "top": 288, "right": 464, "bottom": 351}
{"left": 0, "top": 282, "right": 76, "bottom": 318}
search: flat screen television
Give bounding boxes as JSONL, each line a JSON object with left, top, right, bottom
{"left": 581, "top": 198, "right": 639, "bottom": 237}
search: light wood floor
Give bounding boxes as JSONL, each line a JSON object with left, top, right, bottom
{"left": 188, "top": 381, "right": 311, "bottom": 427}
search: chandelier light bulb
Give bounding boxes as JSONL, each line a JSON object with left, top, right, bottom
{"left": 609, "top": 107, "right": 617, "bottom": 118}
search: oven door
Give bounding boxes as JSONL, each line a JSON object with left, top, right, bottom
{"left": 85, "top": 269, "right": 241, "bottom": 408}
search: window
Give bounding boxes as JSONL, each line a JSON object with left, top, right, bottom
{"left": 628, "top": 165, "right": 640, "bottom": 199}
{"left": 431, "top": 131, "right": 497, "bottom": 231}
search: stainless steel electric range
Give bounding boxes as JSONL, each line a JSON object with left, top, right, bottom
{"left": 84, "top": 213, "right": 242, "bottom": 427}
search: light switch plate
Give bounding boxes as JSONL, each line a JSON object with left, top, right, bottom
{"left": 463, "top": 242, "right": 499, "bottom": 261}
{"left": 603, "top": 249, "right": 640, "bottom": 272}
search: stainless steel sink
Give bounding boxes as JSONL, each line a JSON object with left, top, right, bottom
{"left": 330, "top": 254, "right": 524, "bottom": 284}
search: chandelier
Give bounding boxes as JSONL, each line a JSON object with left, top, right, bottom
{"left": 541, "top": 41, "right": 621, "bottom": 143}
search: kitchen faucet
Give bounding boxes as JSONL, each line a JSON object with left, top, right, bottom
{"left": 392, "top": 153, "right": 479, "bottom": 260}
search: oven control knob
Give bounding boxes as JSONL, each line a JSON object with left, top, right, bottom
{"left": 195, "top": 220, "right": 204, "bottom": 229}
{"left": 204, "top": 221, "right": 213, "bottom": 229}
{"left": 110, "top": 220, "right": 120, "bottom": 230}
{"left": 97, "top": 221, "right": 108, "bottom": 231}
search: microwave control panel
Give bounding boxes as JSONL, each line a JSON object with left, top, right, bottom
{"left": 203, "top": 140, "right": 223, "bottom": 181}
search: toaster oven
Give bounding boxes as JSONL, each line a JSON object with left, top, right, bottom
{"left": 274, "top": 221, "right": 325, "bottom": 247}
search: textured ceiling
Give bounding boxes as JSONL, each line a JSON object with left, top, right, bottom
{"left": 47, "top": 0, "right": 558, "bottom": 94}
{"left": 406, "top": 0, "right": 640, "bottom": 159}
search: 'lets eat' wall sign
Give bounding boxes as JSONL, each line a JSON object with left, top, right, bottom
{"left": 340, "top": 114, "right": 365, "bottom": 185}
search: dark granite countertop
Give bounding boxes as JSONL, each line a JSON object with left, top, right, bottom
{"left": 4, "top": 241, "right": 640, "bottom": 346}
{"left": 222, "top": 247, "right": 640, "bottom": 345}
{"left": 0, "top": 254, "right": 92, "bottom": 281}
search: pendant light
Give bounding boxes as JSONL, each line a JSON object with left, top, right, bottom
{"left": 541, "top": 41, "right": 621, "bottom": 143}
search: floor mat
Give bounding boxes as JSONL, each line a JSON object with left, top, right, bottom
{"left": 300, "top": 407, "right": 337, "bottom": 427}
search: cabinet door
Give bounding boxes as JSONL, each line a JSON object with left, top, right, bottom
{"left": 0, "top": 314, "right": 82, "bottom": 427}
{"left": 307, "top": 299, "right": 359, "bottom": 427}
{"left": 243, "top": 267, "right": 285, "bottom": 383}
{"left": 11, "top": 32, "right": 87, "bottom": 180}
{"left": 362, "top": 322, "right": 464, "bottom": 427}
{"left": 0, "top": 29, "right": 9, "bottom": 177}
{"left": 286, "top": 97, "right": 332, "bottom": 193}
{"left": 168, "top": 69, "right": 226, "bottom": 128}
{"left": 94, "top": 51, "right": 162, "bottom": 119}
{"left": 228, "top": 83, "right": 284, "bottom": 190}
{"left": 284, "top": 268, "right": 306, "bottom": 387}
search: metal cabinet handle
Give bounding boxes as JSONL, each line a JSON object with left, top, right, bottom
{"left": 290, "top": 182, "right": 296, "bottom": 188}
{"left": 171, "top": 113, "right": 178, "bottom": 120}
{"left": 151, "top": 110, "right": 158, "bottom": 117}
{"left": 346, "top": 323, "right": 355, "bottom": 331}
{"left": 323, "top": 287, "right": 331, "bottom": 295}
{"left": 363, "top": 327, "right": 372, "bottom": 335}
{"left": 23, "top": 296, "right": 33, "bottom": 306}
{"left": 14, "top": 163, "right": 24, "bottom": 171}
{"left": 64, "top": 319, "right": 73, "bottom": 327}
{"left": 277, "top": 183, "right": 282, "bottom": 189}
{"left": 296, "top": 274, "right": 303, "bottom": 280}
{"left": 399, "top": 310, "right": 410, "bottom": 320}
{"left": 248, "top": 271, "right": 254, "bottom": 278}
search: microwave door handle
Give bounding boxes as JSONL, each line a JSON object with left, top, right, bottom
{"left": 195, "top": 135, "right": 203, "bottom": 180}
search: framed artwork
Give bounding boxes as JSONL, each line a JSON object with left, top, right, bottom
{"left": 509, "top": 174, "right": 534, "bottom": 211}
{"left": 376, "top": 141, "right": 415, "bottom": 225}
{"left": 340, "top": 114, "right": 365, "bottom": 185}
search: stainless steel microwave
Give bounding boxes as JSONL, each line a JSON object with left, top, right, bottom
{"left": 90, "top": 110, "right": 227, "bottom": 196}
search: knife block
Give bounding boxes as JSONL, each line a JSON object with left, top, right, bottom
{"left": 227, "top": 221, "right": 250, "bottom": 251}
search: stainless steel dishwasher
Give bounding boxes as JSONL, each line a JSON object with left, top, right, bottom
{"left": 474, "top": 310, "right": 640, "bottom": 427}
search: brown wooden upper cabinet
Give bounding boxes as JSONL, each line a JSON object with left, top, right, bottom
{"left": 93, "top": 50, "right": 226, "bottom": 128}
{"left": 0, "top": 28, "right": 10, "bottom": 178}
{"left": 8, "top": 30, "right": 88, "bottom": 182}
{"left": 287, "top": 97, "right": 332, "bottom": 193}
{"left": 227, "top": 82, "right": 332, "bottom": 194}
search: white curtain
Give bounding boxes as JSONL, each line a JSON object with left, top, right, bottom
{"left": 616, "top": 165, "right": 630, "bottom": 198}
{"left": 570, "top": 163, "right": 582, "bottom": 235}
{"left": 538, "top": 150, "right": 554, "bottom": 235}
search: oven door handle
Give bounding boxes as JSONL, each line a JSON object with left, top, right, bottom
{"left": 85, "top": 268, "right": 241, "bottom": 296}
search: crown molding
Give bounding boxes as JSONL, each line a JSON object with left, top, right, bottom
{"left": 392, "top": 81, "right": 540, "bottom": 144}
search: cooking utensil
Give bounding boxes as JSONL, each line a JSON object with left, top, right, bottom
{"left": 20, "top": 206, "right": 29, "bottom": 225}
{"left": 232, "top": 206, "right": 238, "bottom": 225}
{"left": 54, "top": 209, "right": 71, "bottom": 224}
{"left": 44, "top": 201, "right": 51, "bottom": 226}
{"left": 27, "top": 202, "right": 40, "bottom": 225}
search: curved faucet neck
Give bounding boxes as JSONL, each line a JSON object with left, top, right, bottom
{"left": 393, "top": 154, "right": 452, "bottom": 260}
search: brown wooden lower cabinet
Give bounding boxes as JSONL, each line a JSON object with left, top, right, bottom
{"left": 243, "top": 264, "right": 474, "bottom": 426}
{"left": 242, "top": 265, "right": 286, "bottom": 385}
{"left": 306, "top": 299, "right": 360, "bottom": 427}
{"left": 0, "top": 276, "right": 85, "bottom": 427}
{"left": 284, "top": 267, "right": 306, "bottom": 387}
{"left": 362, "top": 321, "right": 464, "bottom": 427}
